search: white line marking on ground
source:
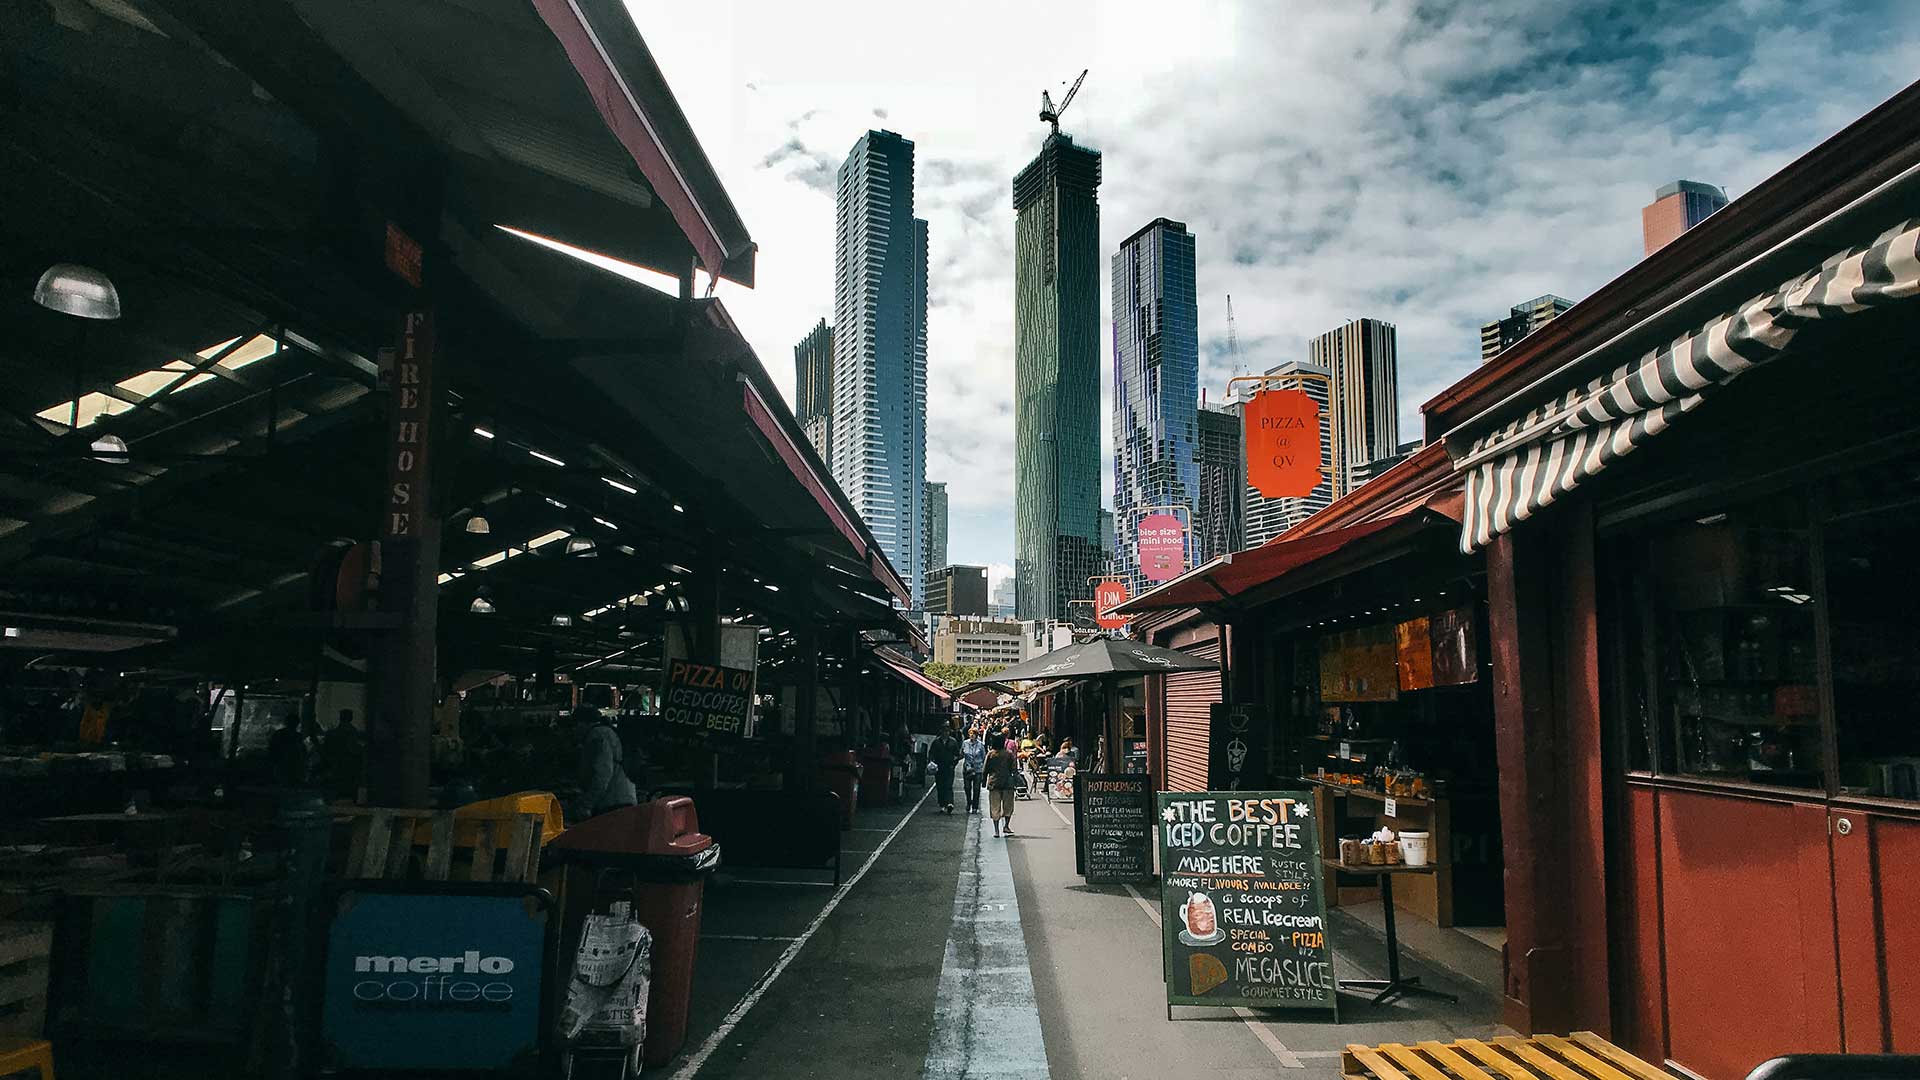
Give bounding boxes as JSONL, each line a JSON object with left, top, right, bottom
{"left": 699, "top": 934, "right": 800, "bottom": 942}
{"left": 849, "top": 827, "right": 894, "bottom": 833}
{"left": 1234, "top": 1007, "right": 1305, "bottom": 1068}
{"left": 668, "top": 785, "right": 935, "bottom": 1080}
{"left": 1117, "top": 835, "right": 1301, "bottom": 1068}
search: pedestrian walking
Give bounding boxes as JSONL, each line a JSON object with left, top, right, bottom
{"left": 986, "top": 739, "right": 1017, "bottom": 837}
{"left": 930, "top": 726, "right": 961, "bottom": 814}
{"left": 961, "top": 727, "right": 986, "bottom": 813}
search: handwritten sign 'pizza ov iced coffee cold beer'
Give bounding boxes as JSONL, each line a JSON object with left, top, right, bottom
{"left": 1157, "top": 791, "right": 1336, "bottom": 1014}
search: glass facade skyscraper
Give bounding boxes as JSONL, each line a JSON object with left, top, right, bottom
{"left": 923, "top": 480, "right": 948, "bottom": 575}
{"left": 1110, "top": 218, "right": 1199, "bottom": 594}
{"left": 794, "top": 318, "right": 834, "bottom": 461}
{"left": 1310, "top": 318, "right": 1398, "bottom": 495}
{"left": 832, "top": 130, "right": 928, "bottom": 606}
{"left": 1013, "top": 133, "right": 1103, "bottom": 621}
{"left": 1195, "top": 403, "right": 1242, "bottom": 563}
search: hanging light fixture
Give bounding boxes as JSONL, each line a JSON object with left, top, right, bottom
{"left": 470, "top": 585, "right": 495, "bottom": 615}
{"left": 550, "top": 614, "right": 573, "bottom": 627}
{"left": 565, "top": 536, "right": 597, "bottom": 557}
{"left": 466, "top": 512, "right": 491, "bottom": 535}
{"left": 88, "top": 433, "right": 129, "bottom": 463}
{"left": 33, "top": 264, "right": 121, "bottom": 320}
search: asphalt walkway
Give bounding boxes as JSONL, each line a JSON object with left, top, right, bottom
{"left": 663, "top": 782, "right": 1506, "bottom": 1079}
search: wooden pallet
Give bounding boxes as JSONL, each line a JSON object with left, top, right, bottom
{"left": 1344, "top": 1032, "right": 1675, "bottom": 1080}
{"left": 0, "top": 922, "right": 51, "bottom": 1038}
{"left": 338, "top": 809, "right": 544, "bottom": 884}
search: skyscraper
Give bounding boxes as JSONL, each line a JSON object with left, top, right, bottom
{"left": 832, "top": 130, "right": 929, "bottom": 606}
{"left": 1195, "top": 403, "right": 1242, "bottom": 563}
{"left": 1479, "top": 294, "right": 1573, "bottom": 363}
{"left": 923, "top": 480, "right": 948, "bottom": 578}
{"left": 794, "top": 319, "right": 834, "bottom": 460}
{"left": 1642, "top": 180, "right": 1728, "bottom": 256}
{"left": 1239, "top": 361, "right": 1333, "bottom": 546}
{"left": 1110, "top": 218, "right": 1199, "bottom": 595}
{"left": 924, "top": 564, "right": 987, "bottom": 616}
{"left": 1310, "top": 318, "right": 1398, "bottom": 495}
{"left": 1013, "top": 132, "right": 1103, "bottom": 621}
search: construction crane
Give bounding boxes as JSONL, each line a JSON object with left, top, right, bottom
{"left": 1039, "top": 68, "right": 1088, "bottom": 135}
{"left": 1226, "top": 294, "right": 1244, "bottom": 377}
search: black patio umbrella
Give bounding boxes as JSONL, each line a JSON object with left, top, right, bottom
{"left": 961, "top": 638, "right": 1218, "bottom": 773}
{"left": 960, "top": 637, "right": 1218, "bottom": 689}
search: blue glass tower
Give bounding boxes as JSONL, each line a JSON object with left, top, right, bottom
{"left": 832, "top": 131, "right": 929, "bottom": 604}
{"left": 1110, "top": 218, "right": 1199, "bottom": 594}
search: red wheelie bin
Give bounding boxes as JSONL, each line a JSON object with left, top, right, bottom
{"left": 817, "top": 751, "right": 861, "bottom": 828}
{"left": 548, "top": 797, "right": 720, "bottom": 1071}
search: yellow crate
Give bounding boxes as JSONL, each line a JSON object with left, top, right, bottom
{"left": 1344, "top": 1032, "right": 1673, "bottom": 1080}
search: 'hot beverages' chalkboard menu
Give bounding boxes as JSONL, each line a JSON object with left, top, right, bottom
{"left": 1157, "top": 790, "right": 1336, "bottom": 1015}
{"left": 1077, "top": 774, "right": 1152, "bottom": 883}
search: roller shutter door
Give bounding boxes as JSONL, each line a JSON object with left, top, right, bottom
{"left": 1163, "top": 638, "right": 1221, "bottom": 792}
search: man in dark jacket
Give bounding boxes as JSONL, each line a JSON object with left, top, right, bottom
{"left": 570, "top": 706, "right": 637, "bottom": 822}
{"left": 929, "top": 727, "right": 962, "bottom": 814}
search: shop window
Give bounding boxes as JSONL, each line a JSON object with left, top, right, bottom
{"left": 1635, "top": 497, "right": 1822, "bottom": 787}
{"left": 1823, "top": 490, "right": 1920, "bottom": 799}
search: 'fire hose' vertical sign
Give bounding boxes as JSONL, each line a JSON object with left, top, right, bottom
{"left": 384, "top": 312, "right": 436, "bottom": 540}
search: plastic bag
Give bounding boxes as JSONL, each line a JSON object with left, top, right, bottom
{"left": 562, "top": 900, "right": 651, "bottom": 1045}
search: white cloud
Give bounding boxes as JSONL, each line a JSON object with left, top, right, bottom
{"left": 628, "top": 0, "right": 1917, "bottom": 574}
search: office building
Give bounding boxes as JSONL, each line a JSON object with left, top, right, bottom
{"left": 1098, "top": 508, "right": 1114, "bottom": 570}
{"left": 924, "top": 563, "right": 987, "bottom": 616}
{"left": 831, "top": 131, "right": 929, "bottom": 605}
{"left": 1195, "top": 403, "right": 1243, "bottom": 562}
{"left": 931, "top": 616, "right": 1028, "bottom": 667}
{"left": 923, "top": 481, "right": 948, "bottom": 580}
{"left": 1643, "top": 180, "right": 1728, "bottom": 256}
{"left": 1239, "top": 361, "right": 1333, "bottom": 546}
{"left": 1110, "top": 218, "right": 1200, "bottom": 594}
{"left": 1347, "top": 437, "right": 1426, "bottom": 486}
{"left": 1480, "top": 294, "right": 1573, "bottom": 362}
{"left": 793, "top": 319, "right": 834, "bottom": 460}
{"left": 1310, "top": 318, "right": 1398, "bottom": 495}
{"left": 1013, "top": 132, "right": 1103, "bottom": 620}
{"left": 990, "top": 575, "right": 1016, "bottom": 619}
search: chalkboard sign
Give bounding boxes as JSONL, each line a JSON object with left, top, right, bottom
{"left": 1077, "top": 774, "right": 1152, "bottom": 883}
{"left": 1157, "top": 790, "right": 1336, "bottom": 1014}
{"left": 661, "top": 659, "right": 753, "bottom": 740}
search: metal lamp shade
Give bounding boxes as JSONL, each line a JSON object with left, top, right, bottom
{"left": 33, "top": 264, "right": 122, "bottom": 320}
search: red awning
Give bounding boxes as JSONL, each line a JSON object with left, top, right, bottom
{"left": 873, "top": 651, "right": 952, "bottom": 702}
{"left": 1116, "top": 488, "right": 1463, "bottom": 614}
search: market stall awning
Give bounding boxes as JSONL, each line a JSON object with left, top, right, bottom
{"left": 1026, "top": 679, "right": 1074, "bottom": 698}
{"left": 1116, "top": 488, "right": 1463, "bottom": 614}
{"left": 961, "top": 639, "right": 1217, "bottom": 689}
{"left": 1452, "top": 216, "right": 1920, "bottom": 552}
{"left": 872, "top": 649, "right": 950, "bottom": 701}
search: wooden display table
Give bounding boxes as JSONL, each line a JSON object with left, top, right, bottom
{"left": 1343, "top": 1032, "right": 1673, "bottom": 1080}
{"left": 1304, "top": 778, "right": 1453, "bottom": 926}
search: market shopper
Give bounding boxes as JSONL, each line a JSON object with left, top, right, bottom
{"left": 961, "top": 727, "right": 986, "bottom": 813}
{"left": 930, "top": 726, "right": 961, "bottom": 814}
{"left": 570, "top": 705, "right": 637, "bottom": 821}
{"left": 985, "top": 739, "right": 1017, "bottom": 837}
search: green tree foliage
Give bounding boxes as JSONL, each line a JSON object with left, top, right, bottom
{"left": 920, "top": 661, "right": 1002, "bottom": 691}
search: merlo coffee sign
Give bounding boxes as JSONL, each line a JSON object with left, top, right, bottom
{"left": 1157, "top": 790, "right": 1336, "bottom": 1015}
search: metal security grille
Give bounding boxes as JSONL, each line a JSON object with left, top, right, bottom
{"left": 1163, "top": 639, "right": 1222, "bottom": 793}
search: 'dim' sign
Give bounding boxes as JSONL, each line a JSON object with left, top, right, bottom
{"left": 1156, "top": 790, "right": 1336, "bottom": 1016}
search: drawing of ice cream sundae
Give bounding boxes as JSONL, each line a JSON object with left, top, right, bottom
{"left": 1177, "top": 890, "right": 1224, "bottom": 946}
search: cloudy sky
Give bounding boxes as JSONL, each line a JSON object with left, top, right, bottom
{"left": 628, "top": 0, "right": 1916, "bottom": 592}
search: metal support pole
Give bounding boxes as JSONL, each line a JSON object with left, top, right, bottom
{"left": 792, "top": 623, "right": 818, "bottom": 791}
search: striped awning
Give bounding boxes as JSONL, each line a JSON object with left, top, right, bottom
{"left": 1457, "top": 217, "right": 1920, "bottom": 551}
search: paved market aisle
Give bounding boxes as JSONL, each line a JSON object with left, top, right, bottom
{"left": 1008, "top": 793, "right": 1508, "bottom": 1080}
{"left": 668, "top": 785, "right": 968, "bottom": 1080}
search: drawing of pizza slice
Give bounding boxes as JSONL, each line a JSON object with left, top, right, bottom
{"left": 1189, "top": 953, "right": 1228, "bottom": 995}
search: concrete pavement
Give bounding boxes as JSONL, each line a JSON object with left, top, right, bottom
{"left": 660, "top": 782, "right": 1505, "bottom": 1079}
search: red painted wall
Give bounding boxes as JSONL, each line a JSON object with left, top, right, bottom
{"left": 1653, "top": 790, "right": 1842, "bottom": 1079}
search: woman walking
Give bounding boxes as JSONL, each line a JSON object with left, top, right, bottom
{"left": 985, "top": 737, "right": 1018, "bottom": 837}
{"left": 961, "top": 726, "right": 986, "bottom": 814}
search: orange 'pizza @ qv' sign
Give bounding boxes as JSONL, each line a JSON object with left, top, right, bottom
{"left": 1243, "top": 388, "right": 1323, "bottom": 499}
